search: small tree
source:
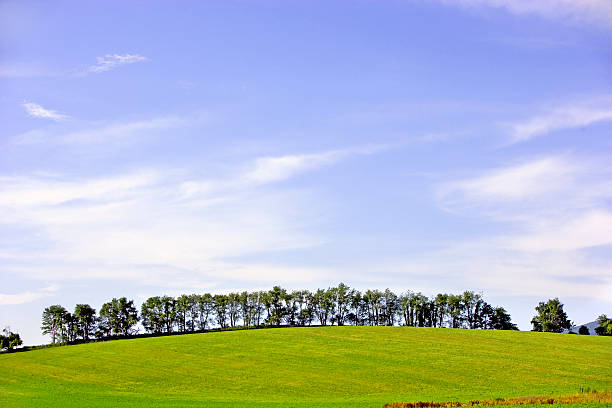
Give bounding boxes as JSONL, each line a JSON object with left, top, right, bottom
{"left": 530, "top": 298, "right": 571, "bottom": 333}
{"left": 578, "top": 325, "right": 590, "bottom": 335}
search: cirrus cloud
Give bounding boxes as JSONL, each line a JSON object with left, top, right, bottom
{"left": 88, "top": 53, "right": 149, "bottom": 73}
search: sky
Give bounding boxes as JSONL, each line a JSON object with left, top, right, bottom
{"left": 1, "top": 0, "right": 612, "bottom": 345}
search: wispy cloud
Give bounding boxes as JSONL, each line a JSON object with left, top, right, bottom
{"left": 245, "top": 145, "right": 384, "bottom": 184}
{"left": 22, "top": 102, "right": 69, "bottom": 122}
{"left": 88, "top": 53, "right": 148, "bottom": 73}
{"left": 438, "top": 157, "right": 575, "bottom": 205}
{"left": 509, "top": 103, "right": 612, "bottom": 143}
{"left": 433, "top": 155, "right": 612, "bottom": 301}
{"left": 0, "top": 285, "right": 59, "bottom": 306}
{"left": 15, "top": 114, "right": 203, "bottom": 145}
{"left": 438, "top": 0, "right": 612, "bottom": 29}
{"left": 438, "top": 154, "right": 612, "bottom": 248}
{"left": 0, "top": 146, "right": 382, "bottom": 285}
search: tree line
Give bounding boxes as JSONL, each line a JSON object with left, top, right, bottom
{"left": 41, "top": 284, "right": 519, "bottom": 344}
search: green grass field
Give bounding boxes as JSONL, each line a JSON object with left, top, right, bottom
{"left": 1, "top": 327, "right": 611, "bottom": 408}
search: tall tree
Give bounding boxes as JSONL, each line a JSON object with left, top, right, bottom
{"left": 41, "top": 305, "right": 68, "bottom": 344}
{"left": 197, "top": 293, "right": 214, "bottom": 330}
{"left": 447, "top": 294, "right": 464, "bottom": 329}
{"left": 264, "top": 286, "right": 287, "bottom": 326}
{"left": 530, "top": 298, "right": 571, "bottom": 333}
{"left": 74, "top": 304, "right": 97, "bottom": 340}
{"left": 99, "top": 297, "right": 139, "bottom": 336}
{"left": 333, "top": 283, "right": 353, "bottom": 326}
{"left": 175, "top": 295, "right": 191, "bottom": 332}
{"left": 213, "top": 294, "right": 229, "bottom": 328}
{"left": 313, "top": 288, "right": 335, "bottom": 326}
{"left": 141, "top": 296, "right": 165, "bottom": 334}
{"left": 227, "top": 293, "right": 241, "bottom": 328}
{"left": 381, "top": 288, "right": 399, "bottom": 326}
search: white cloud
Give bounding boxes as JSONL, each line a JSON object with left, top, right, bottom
{"left": 505, "top": 211, "right": 612, "bottom": 252}
{"left": 22, "top": 102, "right": 69, "bottom": 121}
{"left": 246, "top": 145, "right": 385, "bottom": 184}
{"left": 439, "top": 157, "right": 574, "bottom": 203}
{"left": 0, "top": 147, "right": 381, "bottom": 284}
{"left": 15, "top": 114, "right": 203, "bottom": 145}
{"left": 437, "top": 155, "right": 612, "bottom": 271}
{"left": 246, "top": 151, "right": 345, "bottom": 184}
{"left": 439, "top": 0, "right": 612, "bottom": 28}
{"left": 0, "top": 285, "right": 59, "bottom": 306}
{"left": 509, "top": 104, "right": 612, "bottom": 143}
{"left": 88, "top": 54, "right": 148, "bottom": 73}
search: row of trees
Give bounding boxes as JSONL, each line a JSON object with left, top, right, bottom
{"left": 41, "top": 285, "right": 519, "bottom": 343}
{"left": 41, "top": 298, "right": 138, "bottom": 343}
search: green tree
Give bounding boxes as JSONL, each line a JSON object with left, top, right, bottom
{"left": 99, "top": 297, "right": 139, "bottom": 336}
{"left": 381, "top": 288, "right": 398, "bottom": 326}
{"left": 141, "top": 296, "right": 165, "bottom": 334}
{"left": 264, "top": 286, "right": 287, "bottom": 326}
{"left": 74, "top": 304, "right": 96, "bottom": 340}
{"left": 530, "top": 298, "right": 571, "bottom": 333}
{"left": 197, "top": 293, "right": 214, "bottom": 330}
{"left": 1, "top": 328, "right": 23, "bottom": 351}
{"left": 333, "top": 283, "right": 354, "bottom": 326}
{"left": 447, "top": 294, "right": 463, "bottom": 328}
{"left": 41, "top": 305, "right": 68, "bottom": 344}
{"left": 578, "top": 325, "right": 590, "bottom": 335}
{"left": 594, "top": 314, "right": 612, "bottom": 336}
{"left": 313, "top": 288, "right": 335, "bottom": 326}
{"left": 489, "top": 307, "right": 518, "bottom": 330}
{"left": 213, "top": 294, "right": 229, "bottom": 328}
{"left": 227, "top": 293, "right": 241, "bottom": 327}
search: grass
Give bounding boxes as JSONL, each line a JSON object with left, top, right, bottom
{"left": 1, "top": 327, "right": 611, "bottom": 408}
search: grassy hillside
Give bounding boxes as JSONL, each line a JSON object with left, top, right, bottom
{"left": 1, "top": 327, "right": 611, "bottom": 408}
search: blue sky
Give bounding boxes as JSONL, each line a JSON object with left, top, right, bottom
{"left": 1, "top": 0, "right": 612, "bottom": 345}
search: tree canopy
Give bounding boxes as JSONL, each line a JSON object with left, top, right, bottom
{"left": 594, "top": 314, "right": 612, "bottom": 336}
{"left": 530, "top": 298, "right": 571, "bottom": 333}
{"left": 0, "top": 328, "right": 23, "bottom": 351}
{"left": 41, "top": 285, "right": 525, "bottom": 345}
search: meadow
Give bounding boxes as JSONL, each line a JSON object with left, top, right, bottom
{"left": 1, "top": 327, "right": 611, "bottom": 408}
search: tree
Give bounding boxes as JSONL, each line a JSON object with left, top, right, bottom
{"left": 264, "top": 286, "right": 287, "bottom": 326}
{"left": 313, "top": 288, "right": 335, "bottom": 326}
{"left": 74, "top": 304, "right": 96, "bottom": 340}
{"left": 41, "top": 305, "right": 68, "bottom": 344}
{"left": 99, "top": 297, "right": 139, "bottom": 336}
{"left": 1, "top": 328, "right": 23, "bottom": 351}
{"left": 333, "top": 283, "right": 354, "bottom": 326}
{"left": 530, "top": 298, "right": 571, "bottom": 333}
{"left": 578, "top": 325, "right": 590, "bottom": 335}
{"left": 594, "top": 314, "right": 612, "bottom": 336}
{"left": 196, "top": 293, "right": 214, "bottom": 330}
{"left": 227, "top": 293, "right": 241, "bottom": 327}
{"left": 213, "top": 294, "right": 229, "bottom": 328}
{"left": 489, "top": 307, "right": 518, "bottom": 330}
{"left": 141, "top": 296, "right": 165, "bottom": 334}
{"left": 381, "top": 288, "right": 398, "bottom": 326}
{"left": 433, "top": 293, "right": 448, "bottom": 328}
